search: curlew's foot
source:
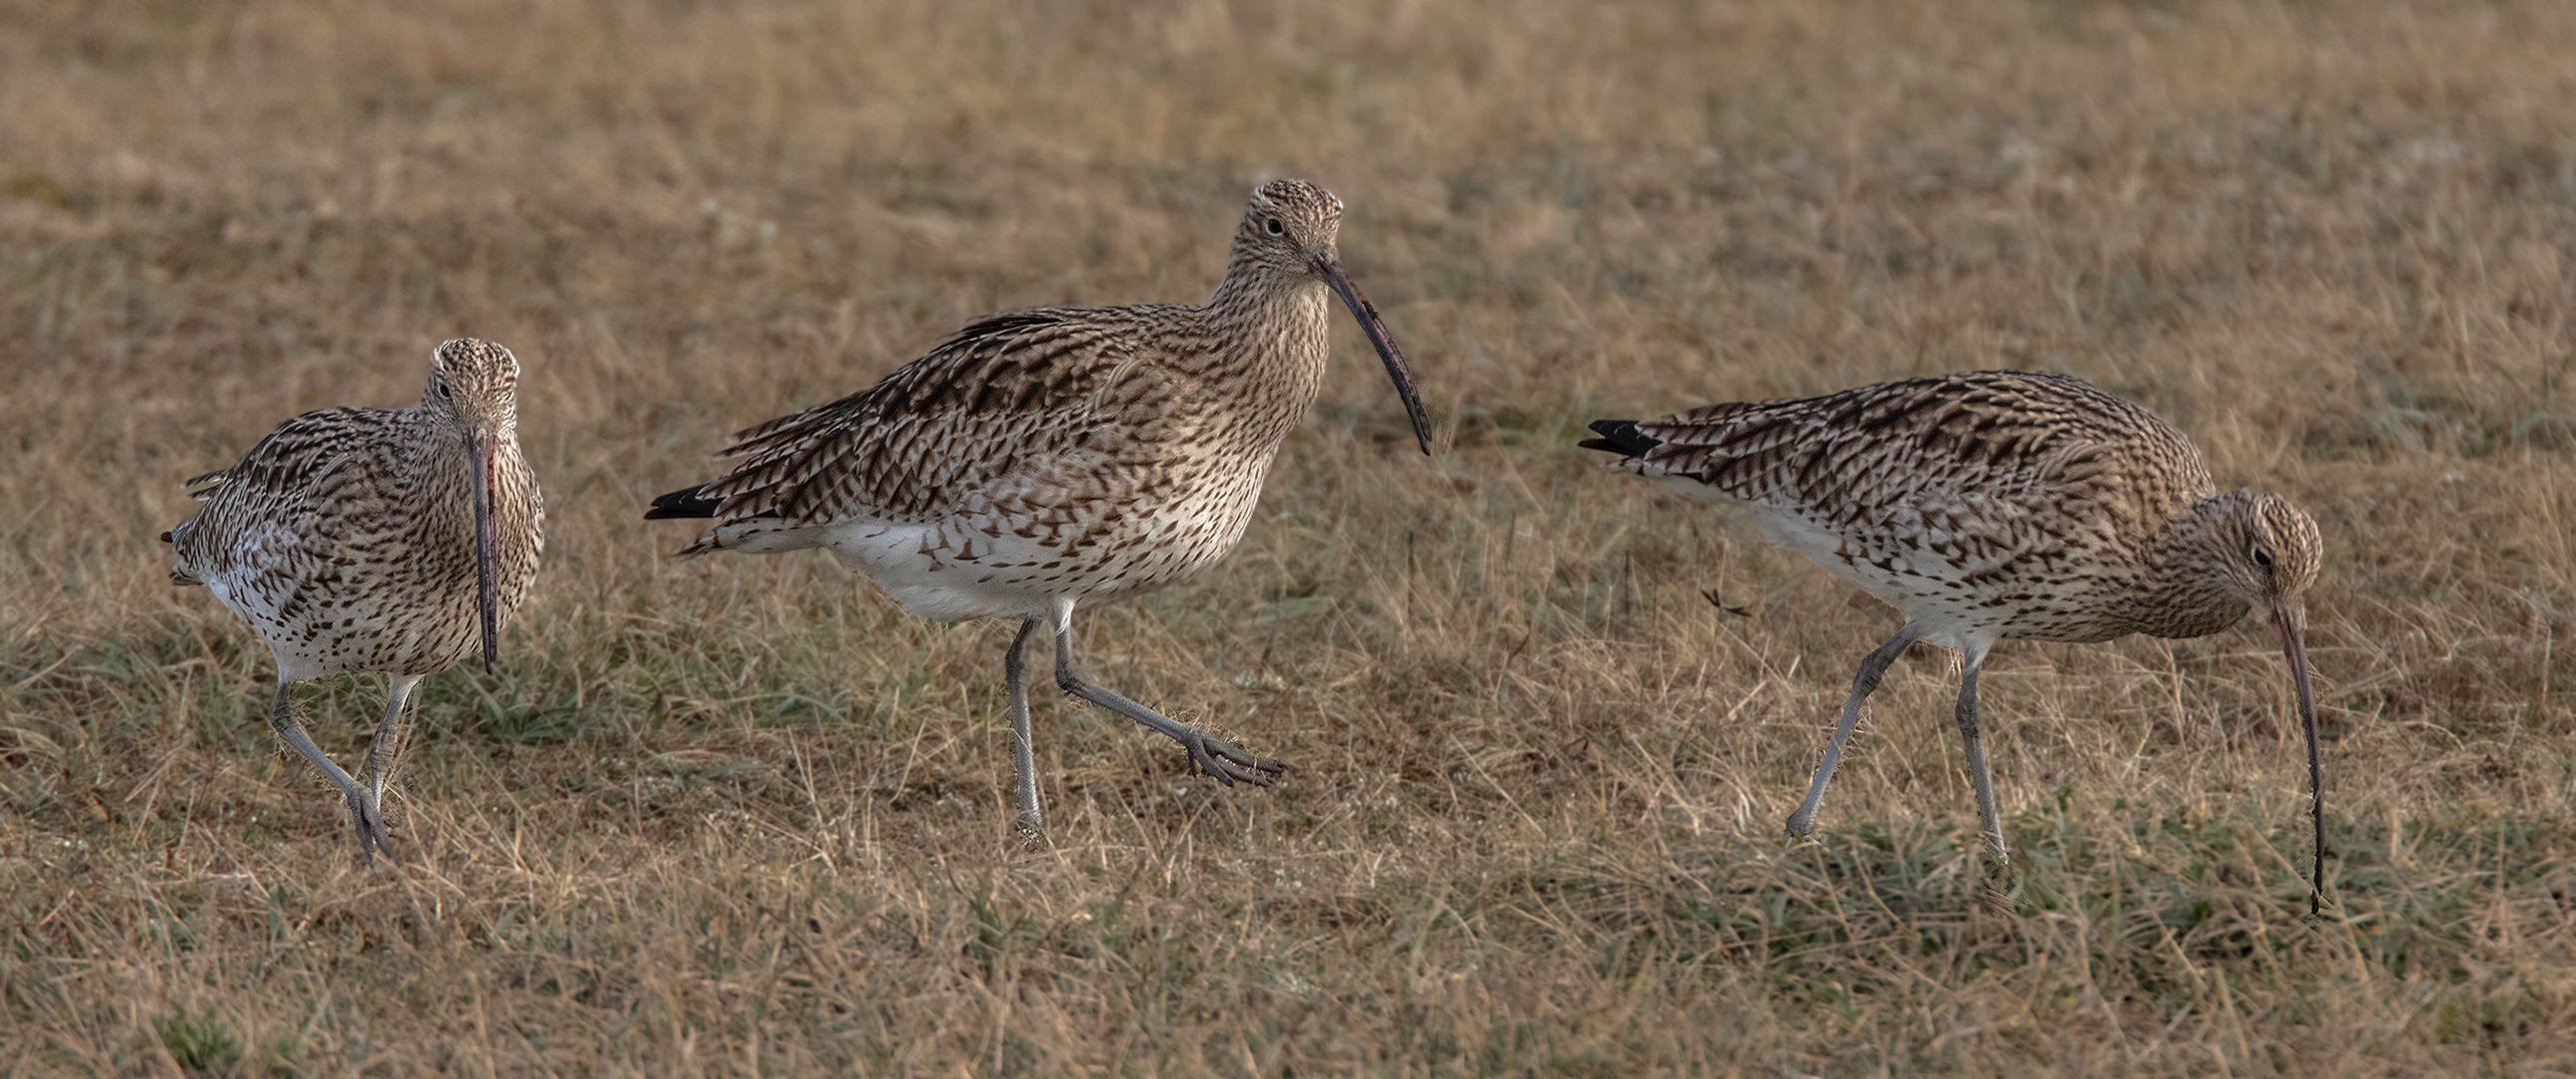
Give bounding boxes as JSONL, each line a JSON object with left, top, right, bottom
{"left": 1045, "top": 624, "right": 1287, "bottom": 789}
{"left": 1176, "top": 729, "right": 1287, "bottom": 787}
{"left": 347, "top": 791, "right": 400, "bottom": 866}
{"left": 1973, "top": 844, "right": 2016, "bottom": 914}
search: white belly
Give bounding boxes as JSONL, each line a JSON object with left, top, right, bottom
{"left": 1656, "top": 475, "right": 1997, "bottom": 653}
{"left": 695, "top": 451, "right": 1277, "bottom": 622}
{"left": 817, "top": 521, "right": 1062, "bottom": 621}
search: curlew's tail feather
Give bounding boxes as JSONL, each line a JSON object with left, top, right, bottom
{"left": 160, "top": 527, "right": 204, "bottom": 585}
{"left": 644, "top": 485, "right": 721, "bottom": 521}
{"left": 1577, "top": 419, "right": 1661, "bottom": 459}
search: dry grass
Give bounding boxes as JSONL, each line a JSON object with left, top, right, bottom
{"left": 4, "top": 0, "right": 2575, "bottom": 1073}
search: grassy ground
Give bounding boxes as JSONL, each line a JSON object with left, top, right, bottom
{"left": 5, "top": 0, "right": 2574, "bottom": 1073}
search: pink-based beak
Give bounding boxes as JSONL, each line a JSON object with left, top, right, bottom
{"left": 467, "top": 428, "right": 502, "bottom": 673}
{"left": 2270, "top": 602, "right": 2325, "bottom": 914}
{"left": 1313, "top": 252, "right": 1434, "bottom": 455}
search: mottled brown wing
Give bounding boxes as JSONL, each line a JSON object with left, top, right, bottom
{"left": 1633, "top": 371, "right": 2212, "bottom": 563}
{"left": 167, "top": 407, "right": 415, "bottom": 582}
{"left": 688, "top": 305, "right": 1211, "bottom": 529}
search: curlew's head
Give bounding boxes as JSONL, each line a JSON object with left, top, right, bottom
{"left": 1234, "top": 179, "right": 1347, "bottom": 277}
{"left": 1227, "top": 179, "right": 1434, "bottom": 454}
{"left": 2205, "top": 490, "right": 2323, "bottom": 631}
{"left": 424, "top": 338, "right": 523, "bottom": 435}
{"left": 423, "top": 338, "right": 522, "bottom": 674}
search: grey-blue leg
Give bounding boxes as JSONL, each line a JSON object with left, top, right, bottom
{"left": 1006, "top": 616, "right": 1044, "bottom": 832}
{"left": 353, "top": 673, "right": 423, "bottom": 863}
{"left": 1786, "top": 622, "right": 1924, "bottom": 838}
{"left": 264, "top": 678, "right": 391, "bottom": 862}
{"left": 1046, "top": 599, "right": 1283, "bottom": 786}
{"left": 1953, "top": 645, "right": 2006, "bottom": 858}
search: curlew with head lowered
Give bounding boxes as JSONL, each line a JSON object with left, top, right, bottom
{"left": 165, "top": 338, "right": 545, "bottom": 862}
{"left": 1582, "top": 371, "right": 2328, "bottom": 910}
{"left": 646, "top": 179, "right": 1434, "bottom": 834}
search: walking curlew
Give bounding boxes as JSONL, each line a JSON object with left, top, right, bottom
{"left": 164, "top": 339, "right": 545, "bottom": 862}
{"left": 645, "top": 178, "right": 1434, "bottom": 833}
{"left": 1581, "top": 371, "right": 2328, "bottom": 910}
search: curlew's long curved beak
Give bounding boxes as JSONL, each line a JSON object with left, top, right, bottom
{"left": 467, "top": 428, "right": 502, "bottom": 673}
{"left": 2270, "top": 601, "right": 2325, "bottom": 915}
{"left": 1314, "top": 251, "right": 1435, "bottom": 455}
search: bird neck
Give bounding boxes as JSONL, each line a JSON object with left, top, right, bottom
{"left": 1203, "top": 267, "right": 1331, "bottom": 378}
{"left": 1178, "top": 266, "right": 1330, "bottom": 457}
{"left": 2139, "top": 493, "right": 2257, "bottom": 639}
{"left": 410, "top": 420, "right": 530, "bottom": 521}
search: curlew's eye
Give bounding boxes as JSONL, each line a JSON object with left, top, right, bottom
{"left": 2252, "top": 547, "right": 2273, "bottom": 569}
{"left": 1265, "top": 217, "right": 1285, "bottom": 236}
{"left": 438, "top": 383, "right": 453, "bottom": 400}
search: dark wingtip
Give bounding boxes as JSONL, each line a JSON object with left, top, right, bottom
{"left": 644, "top": 485, "right": 721, "bottom": 521}
{"left": 1577, "top": 419, "right": 1659, "bottom": 458}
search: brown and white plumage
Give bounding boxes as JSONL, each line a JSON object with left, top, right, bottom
{"left": 1583, "top": 370, "right": 2330, "bottom": 910}
{"left": 647, "top": 179, "right": 1433, "bottom": 832}
{"left": 166, "top": 339, "right": 545, "bottom": 861}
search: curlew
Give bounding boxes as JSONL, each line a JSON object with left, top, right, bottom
{"left": 1581, "top": 371, "right": 2328, "bottom": 910}
{"left": 164, "top": 339, "right": 545, "bottom": 862}
{"left": 645, "top": 178, "right": 1433, "bottom": 833}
